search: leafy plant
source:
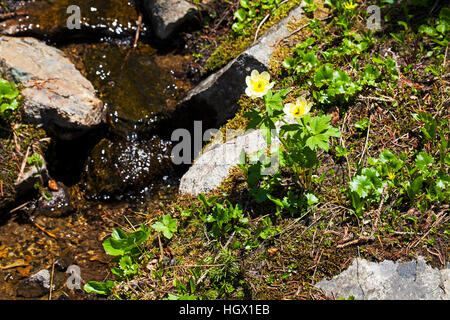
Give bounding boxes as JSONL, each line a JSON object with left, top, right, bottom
{"left": 84, "top": 225, "right": 151, "bottom": 295}
{"left": 151, "top": 214, "right": 178, "bottom": 239}
{"left": 232, "top": 0, "right": 286, "bottom": 35}
{"left": 0, "top": 78, "right": 19, "bottom": 120}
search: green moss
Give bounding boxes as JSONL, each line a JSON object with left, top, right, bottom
{"left": 204, "top": 0, "right": 305, "bottom": 74}
{"left": 0, "top": 121, "right": 48, "bottom": 208}
{"left": 0, "top": 88, "right": 48, "bottom": 209}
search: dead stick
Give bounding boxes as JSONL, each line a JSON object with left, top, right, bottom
{"left": 158, "top": 234, "right": 164, "bottom": 262}
{"left": 33, "top": 221, "right": 58, "bottom": 239}
{"left": 0, "top": 11, "right": 28, "bottom": 20}
{"left": 16, "top": 146, "right": 30, "bottom": 183}
{"left": 49, "top": 258, "right": 55, "bottom": 300}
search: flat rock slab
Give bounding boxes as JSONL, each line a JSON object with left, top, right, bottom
{"left": 143, "top": 0, "right": 197, "bottom": 40}
{"left": 178, "top": 4, "right": 305, "bottom": 129}
{"left": 179, "top": 118, "right": 292, "bottom": 195}
{"left": 179, "top": 129, "right": 268, "bottom": 195}
{"left": 316, "top": 257, "right": 450, "bottom": 300}
{"left": 0, "top": 36, "right": 105, "bottom": 139}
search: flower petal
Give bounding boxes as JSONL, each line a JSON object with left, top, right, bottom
{"left": 245, "top": 87, "right": 253, "bottom": 97}
{"left": 246, "top": 76, "right": 251, "bottom": 86}
{"left": 251, "top": 69, "right": 259, "bottom": 78}
{"left": 260, "top": 71, "right": 270, "bottom": 81}
{"left": 283, "top": 103, "right": 292, "bottom": 115}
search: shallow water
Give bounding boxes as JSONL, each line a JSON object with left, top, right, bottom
{"left": 0, "top": 0, "right": 194, "bottom": 299}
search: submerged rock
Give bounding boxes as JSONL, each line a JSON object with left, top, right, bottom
{"left": 82, "top": 137, "right": 174, "bottom": 197}
{"left": 34, "top": 182, "right": 74, "bottom": 217}
{"left": 316, "top": 257, "right": 450, "bottom": 300}
{"left": 17, "top": 269, "right": 51, "bottom": 298}
{"left": 176, "top": 4, "right": 305, "bottom": 129}
{"left": 0, "top": 36, "right": 105, "bottom": 140}
{"left": 142, "top": 0, "right": 197, "bottom": 40}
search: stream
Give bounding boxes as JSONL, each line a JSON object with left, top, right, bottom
{"left": 0, "top": 0, "right": 195, "bottom": 299}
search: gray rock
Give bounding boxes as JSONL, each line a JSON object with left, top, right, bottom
{"left": 17, "top": 269, "right": 51, "bottom": 298}
{"left": 178, "top": 4, "right": 305, "bottom": 129}
{"left": 0, "top": 36, "right": 105, "bottom": 140}
{"left": 316, "top": 257, "right": 450, "bottom": 300}
{"left": 179, "top": 118, "right": 292, "bottom": 195}
{"left": 142, "top": 0, "right": 197, "bottom": 40}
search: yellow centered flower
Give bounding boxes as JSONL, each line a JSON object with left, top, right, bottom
{"left": 344, "top": 1, "right": 358, "bottom": 10}
{"left": 245, "top": 70, "right": 274, "bottom": 99}
{"left": 387, "top": 172, "right": 396, "bottom": 180}
{"left": 283, "top": 97, "right": 313, "bottom": 119}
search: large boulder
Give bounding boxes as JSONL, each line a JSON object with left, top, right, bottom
{"left": 142, "top": 0, "right": 197, "bottom": 40}
{"left": 316, "top": 257, "right": 450, "bottom": 300}
{"left": 176, "top": 4, "right": 305, "bottom": 129}
{"left": 0, "top": 36, "right": 105, "bottom": 139}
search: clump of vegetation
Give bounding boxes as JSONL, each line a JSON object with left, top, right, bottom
{"left": 86, "top": 0, "right": 449, "bottom": 301}
{"left": 0, "top": 78, "right": 19, "bottom": 120}
{"left": 204, "top": 0, "right": 305, "bottom": 73}
{"left": 0, "top": 77, "right": 49, "bottom": 209}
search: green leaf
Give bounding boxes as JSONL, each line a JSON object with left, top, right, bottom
{"left": 83, "top": 281, "right": 115, "bottom": 295}
{"left": 240, "top": 0, "right": 250, "bottom": 8}
{"left": 415, "top": 152, "right": 434, "bottom": 174}
{"left": 152, "top": 214, "right": 178, "bottom": 239}
{"left": 314, "top": 64, "right": 334, "bottom": 87}
{"left": 406, "top": 176, "right": 424, "bottom": 200}
{"left": 349, "top": 175, "right": 373, "bottom": 198}
{"left": 305, "top": 193, "right": 319, "bottom": 206}
{"left": 234, "top": 8, "right": 247, "bottom": 22}
{"left": 355, "top": 118, "right": 370, "bottom": 130}
{"left": 306, "top": 134, "right": 330, "bottom": 151}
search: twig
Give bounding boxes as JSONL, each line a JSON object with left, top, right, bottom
{"left": 358, "top": 116, "right": 371, "bottom": 166}
{"left": 9, "top": 201, "right": 30, "bottom": 214}
{"left": 0, "top": 11, "right": 28, "bottom": 20}
{"left": 412, "top": 211, "right": 447, "bottom": 248}
{"left": 444, "top": 45, "right": 448, "bottom": 67}
{"left": 336, "top": 235, "right": 374, "bottom": 248}
{"left": 33, "top": 221, "right": 58, "bottom": 239}
{"left": 121, "top": 13, "right": 142, "bottom": 71}
{"left": 157, "top": 234, "right": 164, "bottom": 262}
{"left": 253, "top": 0, "right": 289, "bottom": 44}
{"left": 277, "top": 15, "right": 331, "bottom": 45}
{"left": 16, "top": 146, "right": 30, "bottom": 183}
{"left": 49, "top": 258, "right": 55, "bottom": 300}
{"left": 340, "top": 111, "right": 352, "bottom": 181}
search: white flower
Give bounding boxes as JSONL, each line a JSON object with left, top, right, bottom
{"left": 245, "top": 70, "right": 274, "bottom": 99}
{"left": 283, "top": 97, "right": 313, "bottom": 119}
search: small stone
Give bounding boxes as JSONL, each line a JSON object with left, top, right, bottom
{"left": 17, "top": 269, "right": 51, "bottom": 298}
{"left": 142, "top": 0, "right": 197, "bottom": 40}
